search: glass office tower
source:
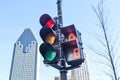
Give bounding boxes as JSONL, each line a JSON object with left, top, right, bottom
{"left": 9, "top": 28, "right": 37, "bottom": 80}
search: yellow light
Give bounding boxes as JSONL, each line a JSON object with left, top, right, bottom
{"left": 45, "top": 33, "right": 55, "bottom": 44}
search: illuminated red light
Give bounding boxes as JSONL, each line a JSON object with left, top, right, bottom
{"left": 73, "top": 48, "right": 80, "bottom": 59}
{"left": 67, "top": 33, "right": 77, "bottom": 45}
{"left": 45, "top": 19, "right": 54, "bottom": 29}
{"left": 68, "top": 33, "right": 76, "bottom": 41}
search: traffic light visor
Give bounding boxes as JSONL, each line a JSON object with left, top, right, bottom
{"left": 40, "top": 14, "right": 54, "bottom": 29}
{"left": 61, "top": 24, "right": 77, "bottom": 40}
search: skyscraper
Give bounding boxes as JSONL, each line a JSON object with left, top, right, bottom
{"left": 9, "top": 28, "right": 38, "bottom": 80}
{"left": 71, "top": 53, "right": 90, "bottom": 80}
{"left": 55, "top": 76, "right": 73, "bottom": 80}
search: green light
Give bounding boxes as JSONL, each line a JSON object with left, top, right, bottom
{"left": 45, "top": 48, "right": 56, "bottom": 61}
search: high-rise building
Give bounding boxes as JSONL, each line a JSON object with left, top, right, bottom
{"left": 71, "top": 53, "right": 90, "bottom": 80}
{"left": 55, "top": 76, "right": 72, "bottom": 80}
{"left": 9, "top": 28, "right": 38, "bottom": 80}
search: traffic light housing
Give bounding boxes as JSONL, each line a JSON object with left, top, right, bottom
{"left": 39, "top": 14, "right": 59, "bottom": 64}
{"left": 61, "top": 24, "right": 84, "bottom": 66}
{"left": 39, "top": 14, "right": 84, "bottom": 67}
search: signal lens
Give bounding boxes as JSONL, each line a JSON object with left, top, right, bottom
{"left": 45, "top": 33, "right": 55, "bottom": 45}
{"left": 45, "top": 48, "right": 56, "bottom": 61}
{"left": 68, "top": 33, "right": 76, "bottom": 41}
{"left": 45, "top": 19, "right": 54, "bottom": 29}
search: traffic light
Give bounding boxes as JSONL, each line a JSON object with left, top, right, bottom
{"left": 39, "top": 14, "right": 59, "bottom": 64}
{"left": 61, "top": 24, "right": 84, "bottom": 66}
{"left": 40, "top": 14, "right": 57, "bottom": 30}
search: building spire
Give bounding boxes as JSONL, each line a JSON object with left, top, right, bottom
{"left": 17, "top": 28, "right": 37, "bottom": 53}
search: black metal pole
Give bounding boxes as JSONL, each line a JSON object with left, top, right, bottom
{"left": 57, "top": 0, "right": 63, "bottom": 27}
{"left": 60, "top": 58, "right": 67, "bottom": 80}
{"left": 60, "top": 70, "right": 67, "bottom": 80}
{"left": 57, "top": 0, "right": 67, "bottom": 80}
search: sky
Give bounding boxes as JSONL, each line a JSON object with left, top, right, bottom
{"left": 0, "top": 0, "right": 120, "bottom": 80}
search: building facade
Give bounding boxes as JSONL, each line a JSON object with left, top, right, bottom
{"left": 71, "top": 53, "right": 90, "bottom": 80}
{"left": 9, "top": 28, "right": 38, "bottom": 80}
{"left": 55, "top": 76, "right": 72, "bottom": 80}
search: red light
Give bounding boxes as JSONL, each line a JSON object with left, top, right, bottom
{"left": 68, "top": 33, "right": 76, "bottom": 41}
{"left": 67, "top": 33, "right": 77, "bottom": 45}
{"left": 45, "top": 19, "right": 54, "bottom": 29}
{"left": 73, "top": 48, "right": 80, "bottom": 59}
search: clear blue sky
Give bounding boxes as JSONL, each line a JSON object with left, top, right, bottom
{"left": 0, "top": 0, "right": 120, "bottom": 80}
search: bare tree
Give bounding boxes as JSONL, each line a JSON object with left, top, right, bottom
{"left": 88, "top": 0, "right": 120, "bottom": 80}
